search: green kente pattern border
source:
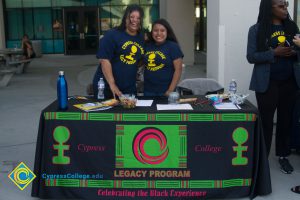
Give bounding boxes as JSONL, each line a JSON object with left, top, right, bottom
{"left": 44, "top": 112, "right": 256, "bottom": 122}
{"left": 44, "top": 178, "right": 251, "bottom": 188}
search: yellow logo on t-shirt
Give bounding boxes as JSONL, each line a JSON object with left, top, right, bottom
{"left": 120, "top": 41, "right": 144, "bottom": 65}
{"left": 145, "top": 51, "right": 166, "bottom": 71}
{"left": 125, "top": 45, "right": 138, "bottom": 61}
{"left": 271, "top": 31, "right": 286, "bottom": 45}
{"left": 148, "top": 53, "right": 156, "bottom": 67}
{"left": 277, "top": 35, "right": 286, "bottom": 44}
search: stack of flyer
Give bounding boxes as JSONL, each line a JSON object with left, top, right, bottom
{"left": 73, "top": 102, "right": 112, "bottom": 112}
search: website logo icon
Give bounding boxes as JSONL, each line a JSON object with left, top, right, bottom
{"left": 8, "top": 162, "right": 36, "bottom": 190}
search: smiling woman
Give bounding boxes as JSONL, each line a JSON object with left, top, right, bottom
{"left": 143, "top": 19, "right": 184, "bottom": 97}
{"left": 92, "top": 4, "right": 145, "bottom": 99}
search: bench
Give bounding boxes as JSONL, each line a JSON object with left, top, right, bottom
{"left": 7, "top": 59, "right": 32, "bottom": 74}
{"left": 0, "top": 55, "right": 5, "bottom": 67}
{"left": 0, "top": 68, "right": 16, "bottom": 87}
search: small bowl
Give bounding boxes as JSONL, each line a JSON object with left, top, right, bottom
{"left": 119, "top": 94, "right": 137, "bottom": 108}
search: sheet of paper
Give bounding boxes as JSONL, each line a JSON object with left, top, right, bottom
{"left": 136, "top": 100, "right": 153, "bottom": 107}
{"left": 156, "top": 104, "right": 193, "bottom": 110}
{"left": 214, "top": 102, "right": 239, "bottom": 110}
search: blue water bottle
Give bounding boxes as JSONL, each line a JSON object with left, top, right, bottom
{"left": 57, "top": 71, "right": 68, "bottom": 110}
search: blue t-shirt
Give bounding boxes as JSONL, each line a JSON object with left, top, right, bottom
{"left": 96, "top": 29, "right": 144, "bottom": 94}
{"left": 143, "top": 41, "right": 183, "bottom": 93}
{"left": 269, "top": 24, "right": 294, "bottom": 80}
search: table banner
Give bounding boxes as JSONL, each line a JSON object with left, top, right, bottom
{"left": 32, "top": 112, "right": 257, "bottom": 199}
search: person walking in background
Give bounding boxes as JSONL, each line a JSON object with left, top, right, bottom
{"left": 21, "top": 34, "right": 35, "bottom": 59}
{"left": 143, "top": 19, "right": 183, "bottom": 97}
{"left": 92, "top": 4, "right": 145, "bottom": 99}
{"left": 246, "top": 0, "right": 300, "bottom": 174}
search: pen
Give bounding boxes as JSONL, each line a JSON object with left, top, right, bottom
{"left": 235, "top": 104, "right": 241, "bottom": 109}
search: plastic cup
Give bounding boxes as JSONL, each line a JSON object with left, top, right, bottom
{"left": 168, "top": 92, "right": 179, "bottom": 104}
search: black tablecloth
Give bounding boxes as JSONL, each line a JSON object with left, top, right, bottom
{"left": 31, "top": 97, "right": 271, "bottom": 199}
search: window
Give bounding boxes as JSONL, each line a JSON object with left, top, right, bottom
{"left": 4, "top": 0, "right": 160, "bottom": 53}
{"left": 194, "top": 0, "right": 207, "bottom": 52}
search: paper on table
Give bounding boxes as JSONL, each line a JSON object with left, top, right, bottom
{"left": 157, "top": 104, "right": 193, "bottom": 110}
{"left": 214, "top": 102, "right": 239, "bottom": 110}
{"left": 136, "top": 100, "right": 153, "bottom": 107}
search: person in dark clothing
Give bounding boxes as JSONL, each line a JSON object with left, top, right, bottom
{"left": 21, "top": 34, "right": 35, "bottom": 59}
{"left": 246, "top": 0, "right": 300, "bottom": 174}
{"left": 93, "top": 4, "right": 145, "bottom": 99}
{"left": 143, "top": 19, "right": 184, "bottom": 97}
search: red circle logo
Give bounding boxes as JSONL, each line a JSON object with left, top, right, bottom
{"left": 133, "top": 128, "right": 169, "bottom": 165}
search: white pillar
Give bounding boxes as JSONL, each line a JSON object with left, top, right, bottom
{"left": 207, "top": 0, "right": 221, "bottom": 83}
{"left": 0, "top": 0, "right": 6, "bottom": 48}
{"left": 207, "top": 0, "right": 295, "bottom": 104}
{"left": 160, "top": 0, "right": 195, "bottom": 65}
{"left": 207, "top": 0, "right": 260, "bottom": 104}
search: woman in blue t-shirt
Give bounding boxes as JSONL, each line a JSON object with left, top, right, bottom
{"left": 93, "top": 4, "right": 145, "bottom": 98}
{"left": 143, "top": 19, "right": 184, "bottom": 97}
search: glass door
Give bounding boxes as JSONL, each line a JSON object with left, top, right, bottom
{"left": 64, "top": 7, "right": 99, "bottom": 55}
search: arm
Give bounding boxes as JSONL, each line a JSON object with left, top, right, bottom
{"left": 99, "top": 59, "right": 122, "bottom": 97}
{"left": 24, "top": 41, "right": 32, "bottom": 49}
{"left": 165, "top": 58, "right": 183, "bottom": 96}
{"left": 246, "top": 25, "right": 275, "bottom": 64}
{"left": 97, "top": 30, "right": 122, "bottom": 97}
{"left": 24, "top": 41, "right": 34, "bottom": 58}
{"left": 246, "top": 25, "right": 294, "bottom": 64}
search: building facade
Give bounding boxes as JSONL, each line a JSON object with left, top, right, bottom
{"left": 1, "top": 0, "right": 298, "bottom": 104}
{"left": 0, "top": 0, "right": 196, "bottom": 62}
{"left": 0, "top": 0, "right": 195, "bottom": 64}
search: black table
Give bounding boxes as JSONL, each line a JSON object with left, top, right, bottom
{"left": 31, "top": 97, "right": 271, "bottom": 199}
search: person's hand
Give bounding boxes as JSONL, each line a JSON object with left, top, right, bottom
{"left": 273, "top": 44, "right": 294, "bottom": 57}
{"left": 109, "top": 83, "right": 122, "bottom": 98}
{"left": 293, "top": 35, "right": 300, "bottom": 47}
{"left": 164, "top": 90, "right": 172, "bottom": 97}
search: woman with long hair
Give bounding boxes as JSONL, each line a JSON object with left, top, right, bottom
{"left": 93, "top": 4, "right": 145, "bottom": 98}
{"left": 247, "top": 0, "right": 300, "bottom": 174}
{"left": 143, "top": 19, "right": 183, "bottom": 96}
